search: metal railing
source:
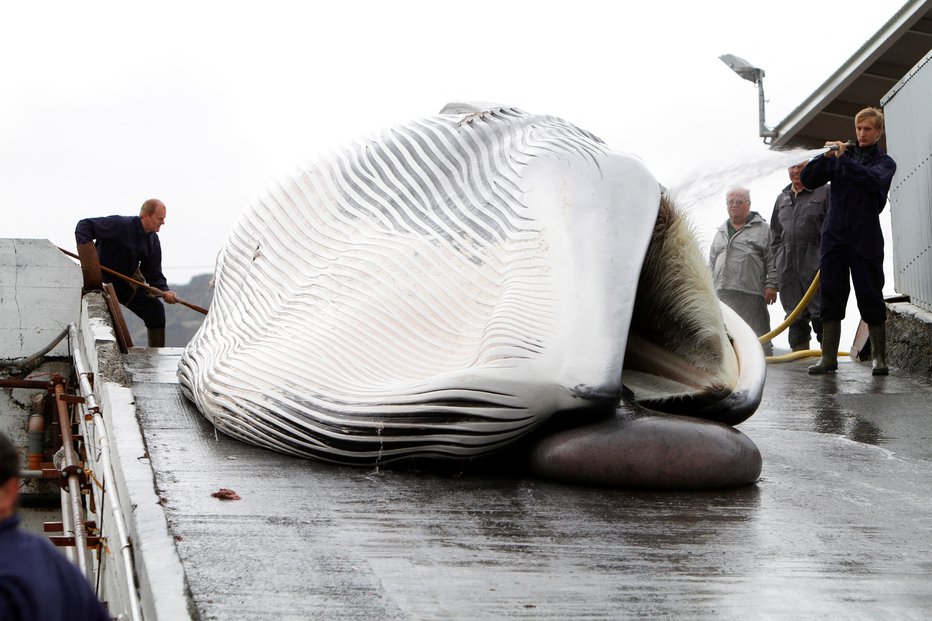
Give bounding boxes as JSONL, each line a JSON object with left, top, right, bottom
{"left": 69, "top": 323, "right": 144, "bottom": 621}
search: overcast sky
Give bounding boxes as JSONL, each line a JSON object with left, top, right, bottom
{"left": 1, "top": 1, "right": 901, "bottom": 347}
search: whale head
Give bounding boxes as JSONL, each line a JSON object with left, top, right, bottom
{"left": 178, "top": 105, "right": 764, "bottom": 465}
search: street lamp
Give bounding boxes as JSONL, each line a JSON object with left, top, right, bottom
{"left": 719, "top": 53, "right": 777, "bottom": 144}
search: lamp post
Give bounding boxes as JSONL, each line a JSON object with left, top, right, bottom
{"left": 719, "top": 54, "right": 778, "bottom": 144}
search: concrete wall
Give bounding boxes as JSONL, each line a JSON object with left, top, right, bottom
{"left": 0, "top": 239, "right": 81, "bottom": 360}
{"left": 887, "top": 301, "right": 932, "bottom": 381}
{"left": 79, "top": 291, "right": 193, "bottom": 620}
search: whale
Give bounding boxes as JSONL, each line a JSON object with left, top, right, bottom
{"left": 178, "top": 103, "right": 764, "bottom": 489}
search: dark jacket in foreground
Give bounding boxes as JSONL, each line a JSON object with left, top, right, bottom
{"left": 0, "top": 515, "right": 110, "bottom": 621}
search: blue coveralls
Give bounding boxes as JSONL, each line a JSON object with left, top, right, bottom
{"left": 0, "top": 515, "right": 111, "bottom": 621}
{"left": 75, "top": 215, "right": 169, "bottom": 328}
{"left": 799, "top": 145, "right": 896, "bottom": 326}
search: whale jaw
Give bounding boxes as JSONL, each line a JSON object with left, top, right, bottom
{"left": 621, "top": 195, "right": 764, "bottom": 426}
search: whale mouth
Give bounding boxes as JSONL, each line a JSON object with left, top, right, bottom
{"left": 621, "top": 195, "right": 764, "bottom": 425}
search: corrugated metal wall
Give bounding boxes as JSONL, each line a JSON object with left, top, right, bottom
{"left": 882, "top": 50, "right": 932, "bottom": 312}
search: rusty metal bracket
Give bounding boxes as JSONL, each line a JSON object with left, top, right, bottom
{"left": 75, "top": 242, "right": 104, "bottom": 292}
{"left": 48, "top": 535, "right": 102, "bottom": 548}
{"left": 103, "top": 283, "right": 134, "bottom": 352}
{"left": 44, "top": 520, "right": 98, "bottom": 532}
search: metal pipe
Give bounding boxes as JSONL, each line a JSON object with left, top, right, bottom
{"left": 756, "top": 76, "right": 777, "bottom": 142}
{"left": 70, "top": 324, "right": 100, "bottom": 416}
{"left": 0, "top": 326, "right": 69, "bottom": 370}
{"left": 0, "top": 379, "right": 51, "bottom": 389}
{"left": 70, "top": 324, "right": 143, "bottom": 621}
{"left": 52, "top": 378, "right": 93, "bottom": 577}
{"left": 59, "top": 488, "right": 77, "bottom": 564}
{"left": 28, "top": 394, "right": 46, "bottom": 470}
{"left": 66, "top": 464, "right": 90, "bottom": 577}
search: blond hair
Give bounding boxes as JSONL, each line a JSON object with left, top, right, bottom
{"left": 855, "top": 107, "right": 884, "bottom": 131}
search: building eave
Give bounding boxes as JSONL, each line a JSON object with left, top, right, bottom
{"left": 770, "top": 0, "right": 932, "bottom": 150}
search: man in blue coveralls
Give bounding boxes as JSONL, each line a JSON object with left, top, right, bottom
{"left": 801, "top": 107, "right": 896, "bottom": 376}
{"left": 75, "top": 199, "right": 178, "bottom": 347}
{"left": 0, "top": 432, "right": 111, "bottom": 620}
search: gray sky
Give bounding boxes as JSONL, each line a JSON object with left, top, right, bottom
{"left": 1, "top": 1, "right": 899, "bottom": 346}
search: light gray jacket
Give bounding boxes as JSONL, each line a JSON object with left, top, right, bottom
{"left": 709, "top": 212, "right": 778, "bottom": 296}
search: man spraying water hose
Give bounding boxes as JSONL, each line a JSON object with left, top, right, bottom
{"left": 801, "top": 107, "right": 896, "bottom": 376}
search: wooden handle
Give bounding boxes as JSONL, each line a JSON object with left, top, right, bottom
{"left": 59, "top": 246, "right": 208, "bottom": 315}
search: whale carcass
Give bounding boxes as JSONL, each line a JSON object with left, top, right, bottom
{"left": 178, "top": 103, "right": 764, "bottom": 489}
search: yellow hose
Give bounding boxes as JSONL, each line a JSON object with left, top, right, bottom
{"left": 758, "top": 271, "right": 849, "bottom": 363}
{"left": 766, "top": 349, "right": 849, "bottom": 363}
{"left": 760, "top": 271, "right": 820, "bottom": 343}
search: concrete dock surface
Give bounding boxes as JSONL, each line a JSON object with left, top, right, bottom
{"left": 125, "top": 349, "right": 932, "bottom": 620}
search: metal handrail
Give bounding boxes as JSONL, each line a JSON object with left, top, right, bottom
{"left": 52, "top": 378, "right": 93, "bottom": 576}
{"left": 70, "top": 323, "right": 143, "bottom": 621}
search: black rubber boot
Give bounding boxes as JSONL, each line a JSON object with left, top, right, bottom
{"left": 869, "top": 324, "right": 888, "bottom": 376}
{"left": 808, "top": 320, "right": 840, "bottom": 375}
{"left": 147, "top": 328, "right": 166, "bottom": 348}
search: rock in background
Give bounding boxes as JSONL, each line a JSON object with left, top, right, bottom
{"left": 124, "top": 273, "right": 213, "bottom": 347}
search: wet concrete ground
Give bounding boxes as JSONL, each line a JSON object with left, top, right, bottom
{"left": 125, "top": 350, "right": 932, "bottom": 620}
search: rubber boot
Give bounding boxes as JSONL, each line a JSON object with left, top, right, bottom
{"left": 869, "top": 324, "right": 888, "bottom": 376}
{"left": 147, "top": 327, "right": 166, "bottom": 348}
{"left": 808, "top": 320, "right": 840, "bottom": 374}
{"left": 792, "top": 341, "right": 811, "bottom": 353}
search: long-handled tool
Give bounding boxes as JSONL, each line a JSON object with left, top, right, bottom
{"left": 58, "top": 246, "right": 209, "bottom": 315}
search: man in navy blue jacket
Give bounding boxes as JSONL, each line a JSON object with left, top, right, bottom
{"left": 801, "top": 107, "right": 896, "bottom": 376}
{"left": 75, "top": 199, "right": 178, "bottom": 347}
{"left": 0, "top": 432, "right": 111, "bottom": 621}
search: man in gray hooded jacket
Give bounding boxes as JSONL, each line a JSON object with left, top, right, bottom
{"left": 709, "top": 187, "right": 778, "bottom": 355}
